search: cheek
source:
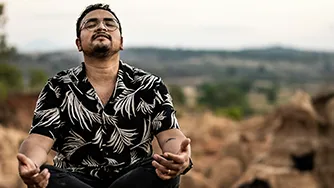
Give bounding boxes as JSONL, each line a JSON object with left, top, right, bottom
{"left": 111, "top": 31, "right": 122, "bottom": 42}
{"left": 80, "top": 32, "right": 91, "bottom": 46}
{"left": 112, "top": 36, "right": 122, "bottom": 45}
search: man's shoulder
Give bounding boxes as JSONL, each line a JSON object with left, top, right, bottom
{"left": 121, "top": 61, "right": 163, "bottom": 88}
{"left": 48, "top": 64, "right": 83, "bottom": 85}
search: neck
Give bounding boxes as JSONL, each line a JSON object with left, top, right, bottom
{"left": 84, "top": 53, "right": 120, "bottom": 84}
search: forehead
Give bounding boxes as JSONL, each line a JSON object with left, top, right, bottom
{"left": 82, "top": 9, "right": 116, "bottom": 22}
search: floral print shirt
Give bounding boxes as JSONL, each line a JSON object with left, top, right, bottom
{"left": 29, "top": 60, "right": 180, "bottom": 179}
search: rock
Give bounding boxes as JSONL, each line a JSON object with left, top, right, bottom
{"left": 208, "top": 157, "right": 243, "bottom": 188}
{"left": 180, "top": 171, "right": 211, "bottom": 188}
{"left": 0, "top": 126, "right": 27, "bottom": 188}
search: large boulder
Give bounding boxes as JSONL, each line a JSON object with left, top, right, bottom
{"left": 0, "top": 126, "right": 27, "bottom": 188}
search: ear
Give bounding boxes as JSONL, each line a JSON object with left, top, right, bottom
{"left": 120, "top": 36, "right": 124, "bottom": 50}
{"left": 75, "top": 38, "right": 82, "bottom": 52}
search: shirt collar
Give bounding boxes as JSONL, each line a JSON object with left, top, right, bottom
{"left": 72, "top": 60, "right": 125, "bottom": 84}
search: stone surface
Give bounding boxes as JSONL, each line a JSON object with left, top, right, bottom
{"left": 2, "top": 90, "right": 334, "bottom": 188}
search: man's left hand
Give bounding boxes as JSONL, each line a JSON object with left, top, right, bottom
{"left": 152, "top": 138, "right": 191, "bottom": 180}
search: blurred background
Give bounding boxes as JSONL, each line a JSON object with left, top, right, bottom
{"left": 1, "top": 0, "right": 334, "bottom": 187}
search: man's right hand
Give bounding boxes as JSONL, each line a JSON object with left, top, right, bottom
{"left": 17, "top": 153, "right": 50, "bottom": 188}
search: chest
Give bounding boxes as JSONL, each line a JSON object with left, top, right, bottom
{"left": 92, "top": 83, "right": 115, "bottom": 106}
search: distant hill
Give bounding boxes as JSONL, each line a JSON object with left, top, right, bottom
{"left": 8, "top": 46, "right": 334, "bottom": 86}
{"left": 19, "top": 39, "right": 63, "bottom": 53}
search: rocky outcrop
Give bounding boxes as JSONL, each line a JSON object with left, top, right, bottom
{"left": 0, "top": 93, "right": 38, "bottom": 132}
{"left": 0, "top": 126, "right": 27, "bottom": 188}
{"left": 2, "top": 90, "right": 334, "bottom": 188}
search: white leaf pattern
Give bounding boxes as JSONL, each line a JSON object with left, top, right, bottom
{"left": 82, "top": 156, "right": 101, "bottom": 167}
{"left": 53, "top": 153, "right": 67, "bottom": 168}
{"left": 171, "top": 111, "right": 180, "bottom": 129}
{"left": 133, "top": 73, "right": 160, "bottom": 91}
{"left": 130, "top": 151, "right": 141, "bottom": 165}
{"left": 164, "top": 93, "right": 173, "bottom": 107}
{"left": 105, "top": 158, "right": 125, "bottom": 166}
{"left": 92, "top": 126, "right": 106, "bottom": 148}
{"left": 63, "top": 130, "right": 90, "bottom": 158}
{"left": 86, "top": 88, "right": 97, "bottom": 101}
{"left": 106, "top": 127, "right": 138, "bottom": 154}
{"left": 113, "top": 88, "right": 137, "bottom": 119}
{"left": 90, "top": 169, "right": 100, "bottom": 178}
{"left": 72, "top": 65, "right": 82, "bottom": 76}
{"left": 33, "top": 109, "right": 61, "bottom": 138}
{"left": 102, "top": 112, "right": 118, "bottom": 125}
{"left": 61, "top": 90, "right": 101, "bottom": 131}
{"left": 54, "top": 86, "right": 61, "bottom": 98}
{"left": 131, "top": 117, "right": 152, "bottom": 152}
{"left": 56, "top": 74, "right": 73, "bottom": 84}
{"left": 136, "top": 98, "right": 154, "bottom": 114}
{"left": 35, "top": 90, "right": 47, "bottom": 112}
{"left": 152, "top": 111, "right": 166, "bottom": 131}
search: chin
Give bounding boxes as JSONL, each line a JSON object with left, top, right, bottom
{"left": 87, "top": 46, "right": 111, "bottom": 58}
{"left": 92, "top": 43, "right": 111, "bottom": 51}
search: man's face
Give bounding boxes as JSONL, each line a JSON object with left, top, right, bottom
{"left": 76, "top": 9, "right": 123, "bottom": 58}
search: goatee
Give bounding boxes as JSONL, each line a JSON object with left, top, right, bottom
{"left": 91, "top": 45, "right": 112, "bottom": 58}
{"left": 84, "top": 44, "right": 114, "bottom": 59}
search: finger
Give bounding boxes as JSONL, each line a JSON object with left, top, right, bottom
{"left": 152, "top": 160, "right": 170, "bottom": 174}
{"left": 153, "top": 154, "right": 182, "bottom": 171}
{"left": 32, "top": 169, "right": 49, "bottom": 185}
{"left": 17, "top": 153, "right": 35, "bottom": 168}
{"left": 17, "top": 153, "right": 28, "bottom": 164}
{"left": 37, "top": 171, "right": 50, "bottom": 188}
{"left": 20, "top": 168, "right": 40, "bottom": 179}
{"left": 180, "top": 138, "right": 191, "bottom": 152}
{"left": 153, "top": 154, "right": 172, "bottom": 164}
{"left": 45, "top": 180, "right": 49, "bottom": 188}
{"left": 155, "top": 169, "right": 172, "bottom": 180}
{"left": 164, "top": 152, "right": 187, "bottom": 164}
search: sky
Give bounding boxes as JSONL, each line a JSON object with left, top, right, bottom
{"left": 4, "top": 0, "right": 334, "bottom": 52}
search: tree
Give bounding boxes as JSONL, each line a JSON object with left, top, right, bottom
{"left": 197, "top": 81, "right": 253, "bottom": 119}
{"left": 0, "top": 4, "right": 21, "bottom": 96}
{"left": 0, "top": 3, "right": 16, "bottom": 63}
{"left": 29, "top": 68, "right": 48, "bottom": 90}
{"left": 266, "top": 81, "right": 280, "bottom": 104}
{"left": 0, "top": 81, "right": 7, "bottom": 101}
{"left": 225, "top": 67, "right": 237, "bottom": 76}
{"left": 168, "top": 85, "right": 186, "bottom": 106}
{"left": 0, "top": 63, "right": 23, "bottom": 91}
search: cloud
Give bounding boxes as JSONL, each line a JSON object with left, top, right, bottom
{"left": 5, "top": 0, "right": 334, "bottom": 51}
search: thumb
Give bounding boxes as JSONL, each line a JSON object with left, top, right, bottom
{"left": 179, "top": 138, "right": 191, "bottom": 153}
{"left": 17, "top": 153, "right": 36, "bottom": 168}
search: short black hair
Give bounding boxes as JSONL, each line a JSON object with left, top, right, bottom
{"left": 76, "top": 3, "right": 122, "bottom": 38}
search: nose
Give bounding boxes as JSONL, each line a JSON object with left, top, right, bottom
{"left": 96, "top": 21, "right": 107, "bottom": 31}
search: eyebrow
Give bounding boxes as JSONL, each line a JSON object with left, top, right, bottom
{"left": 84, "top": 17, "right": 116, "bottom": 23}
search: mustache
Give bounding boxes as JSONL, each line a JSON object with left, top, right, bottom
{"left": 92, "top": 32, "right": 111, "bottom": 40}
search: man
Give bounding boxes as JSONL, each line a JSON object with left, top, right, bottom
{"left": 17, "top": 3, "right": 193, "bottom": 188}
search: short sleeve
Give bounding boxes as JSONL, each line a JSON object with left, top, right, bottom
{"left": 151, "top": 80, "right": 180, "bottom": 135}
{"left": 29, "top": 81, "right": 61, "bottom": 140}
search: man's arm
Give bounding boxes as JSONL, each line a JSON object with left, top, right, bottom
{"left": 150, "top": 80, "right": 192, "bottom": 179}
{"left": 18, "top": 133, "right": 54, "bottom": 167}
{"left": 155, "top": 129, "right": 191, "bottom": 158}
{"left": 17, "top": 80, "right": 61, "bottom": 187}
{"left": 19, "top": 80, "right": 61, "bottom": 167}
{"left": 152, "top": 129, "right": 192, "bottom": 180}
{"left": 17, "top": 134, "right": 54, "bottom": 188}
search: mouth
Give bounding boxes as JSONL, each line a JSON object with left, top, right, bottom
{"left": 93, "top": 33, "right": 111, "bottom": 40}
